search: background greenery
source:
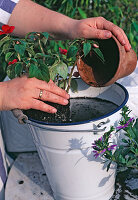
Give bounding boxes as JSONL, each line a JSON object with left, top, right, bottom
{"left": 34, "top": 0, "right": 138, "bottom": 53}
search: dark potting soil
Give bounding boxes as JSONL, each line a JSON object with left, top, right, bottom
{"left": 23, "top": 97, "right": 118, "bottom": 124}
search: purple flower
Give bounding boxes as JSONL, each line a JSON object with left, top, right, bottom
{"left": 108, "top": 145, "right": 117, "bottom": 151}
{"left": 116, "top": 118, "right": 134, "bottom": 130}
{"left": 93, "top": 149, "right": 106, "bottom": 159}
{"left": 99, "top": 136, "right": 103, "bottom": 141}
{"left": 101, "top": 149, "right": 106, "bottom": 154}
{"left": 91, "top": 144, "right": 97, "bottom": 148}
{"left": 93, "top": 150, "right": 100, "bottom": 158}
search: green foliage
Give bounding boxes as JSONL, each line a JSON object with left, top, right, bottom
{"left": 93, "top": 47, "right": 105, "bottom": 63}
{"left": 35, "top": 0, "right": 137, "bottom": 54}
{"left": 0, "top": 30, "right": 104, "bottom": 92}
{"left": 92, "top": 106, "right": 138, "bottom": 171}
{"left": 83, "top": 43, "right": 91, "bottom": 57}
{"left": 67, "top": 46, "right": 78, "bottom": 59}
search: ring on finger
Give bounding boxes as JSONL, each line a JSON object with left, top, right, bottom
{"left": 39, "top": 89, "right": 43, "bottom": 99}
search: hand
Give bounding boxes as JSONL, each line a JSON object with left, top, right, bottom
{"left": 72, "top": 17, "right": 131, "bottom": 51}
{"left": 0, "top": 76, "right": 69, "bottom": 113}
{"left": 8, "top": 1, "right": 130, "bottom": 51}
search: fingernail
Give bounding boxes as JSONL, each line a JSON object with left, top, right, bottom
{"left": 93, "top": 43, "right": 99, "bottom": 48}
{"left": 122, "top": 40, "right": 126, "bottom": 45}
{"left": 64, "top": 99, "right": 68, "bottom": 104}
{"left": 105, "top": 32, "right": 111, "bottom": 38}
{"left": 51, "top": 108, "right": 57, "bottom": 113}
{"left": 66, "top": 94, "right": 70, "bottom": 99}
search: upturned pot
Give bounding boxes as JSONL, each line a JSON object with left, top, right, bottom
{"left": 77, "top": 36, "right": 137, "bottom": 87}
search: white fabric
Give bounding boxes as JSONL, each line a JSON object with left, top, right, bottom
{"left": 0, "top": 8, "right": 11, "bottom": 24}
{"left": 0, "top": 114, "right": 7, "bottom": 200}
{"left": 11, "top": 0, "right": 19, "bottom": 3}
{"left": 0, "top": 178, "right": 4, "bottom": 200}
{"left": 117, "top": 61, "right": 138, "bottom": 117}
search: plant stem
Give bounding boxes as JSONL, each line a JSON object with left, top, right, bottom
{"left": 17, "top": 53, "right": 21, "bottom": 61}
{"left": 66, "top": 58, "right": 78, "bottom": 93}
{"left": 38, "top": 38, "right": 45, "bottom": 62}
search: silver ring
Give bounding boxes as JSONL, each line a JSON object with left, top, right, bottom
{"left": 39, "top": 89, "right": 43, "bottom": 99}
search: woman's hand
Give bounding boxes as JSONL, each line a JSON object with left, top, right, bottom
{"left": 71, "top": 17, "right": 131, "bottom": 52}
{"left": 0, "top": 76, "right": 69, "bottom": 113}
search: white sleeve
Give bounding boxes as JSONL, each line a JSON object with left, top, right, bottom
{"left": 0, "top": 0, "right": 20, "bottom": 26}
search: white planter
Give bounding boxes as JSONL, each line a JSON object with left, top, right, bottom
{"left": 27, "top": 79, "right": 128, "bottom": 200}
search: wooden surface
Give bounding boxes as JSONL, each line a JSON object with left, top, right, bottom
{"left": 5, "top": 152, "right": 54, "bottom": 200}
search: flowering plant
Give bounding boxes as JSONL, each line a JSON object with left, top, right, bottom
{"left": 0, "top": 25, "right": 104, "bottom": 92}
{"left": 92, "top": 106, "right": 138, "bottom": 171}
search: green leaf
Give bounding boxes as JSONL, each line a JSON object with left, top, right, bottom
{"left": 39, "top": 63, "right": 50, "bottom": 82}
{"left": 78, "top": 7, "right": 87, "bottom": 19}
{"left": 15, "top": 63, "right": 23, "bottom": 77}
{"left": 120, "top": 156, "right": 126, "bottom": 164}
{"left": 128, "top": 32, "right": 134, "bottom": 43}
{"left": 130, "top": 147, "right": 136, "bottom": 154}
{"left": 42, "top": 32, "right": 49, "bottom": 39}
{"left": 49, "top": 65, "right": 58, "bottom": 81}
{"left": 14, "top": 41, "right": 26, "bottom": 56}
{"left": 133, "top": 118, "right": 138, "bottom": 131}
{"left": 83, "top": 42, "right": 91, "bottom": 57}
{"left": 67, "top": 46, "right": 78, "bottom": 59}
{"left": 68, "top": 0, "right": 73, "bottom": 6}
{"left": 6, "top": 65, "right": 15, "bottom": 79}
{"left": 25, "top": 32, "right": 37, "bottom": 41}
{"left": 26, "top": 46, "right": 35, "bottom": 57}
{"left": 121, "top": 138, "right": 128, "bottom": 144}
{"left": 29, "top": 64, "right": 40, "bottom": 79}
{"left": 126, "top": 159, "right": 136, "bottom": 167}
{"left": 56, "top": 61, "right": 68, "bottom": 80}
{"left": 0, "top": 36, "right": 10, "bottom": 48}
{"left": 93, "top": 48, "right": 105, "bottom": 63}
{"left": 132, "top": 21, "right": 138, "bottom": 32}
{"left": 5, "top": 52, "right": 14, "bottom": 62}
{"left": 70, "top": 79, "right": 78, "bottom": 92}
{"left": 127, "top": 127, "right": 136, "bottom": 140}
{"left": 1, "top": 61, "right": 7, "bottom": 72}
{"left": 29, "top": 63, "right": 50, "bottom": 83}
{"left": 41, "top": 37, "right": 48, "bottom": 45}
{"left": 2, "top": 42, "right": 10, "bottom": 53}
{"left": 70, "top": 8, "right": 76, "bottom": 18}
{"left": 57, "top": 40, "right": 65, "bottom": 49}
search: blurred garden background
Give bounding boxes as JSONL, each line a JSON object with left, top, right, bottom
{"left": 34, "top": 0, "right": 137, "bottom": 53}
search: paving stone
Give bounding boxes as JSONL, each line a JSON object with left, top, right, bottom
{"left": 5, "top": 152, "right": 54, "bottom": 200}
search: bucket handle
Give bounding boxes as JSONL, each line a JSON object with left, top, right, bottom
{"left": 26, "top": 118, "right": 110, "bottom": 134}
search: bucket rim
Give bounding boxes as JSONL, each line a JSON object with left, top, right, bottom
{"left": 28, "top": 82, "right": 129, "bottom": 126}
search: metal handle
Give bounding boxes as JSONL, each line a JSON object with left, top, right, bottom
{"left": 92, "top": 118, "right": 110, "bottom": 134}
{"left": 26, "top": 119, "right": 110, "bottom": 133}
{"left": 97, "top": 118, "right": 110, "bottom": 128}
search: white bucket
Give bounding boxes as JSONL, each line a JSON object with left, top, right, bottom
{"left": 27, "top": 79, "right": 128, "bottom": 200}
